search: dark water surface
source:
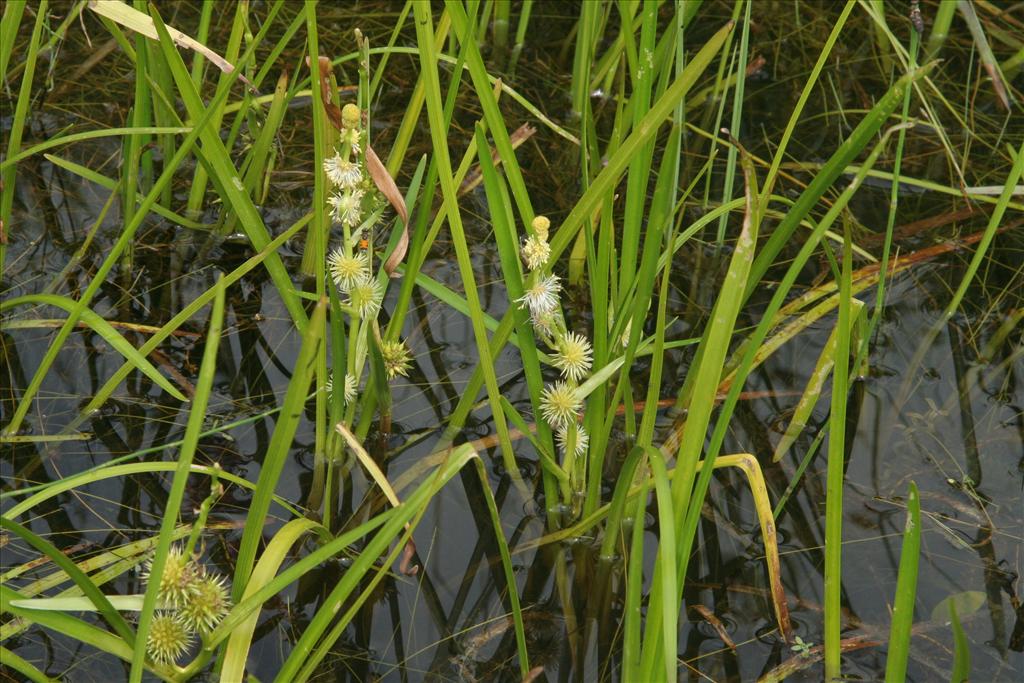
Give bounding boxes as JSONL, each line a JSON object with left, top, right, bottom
{"left": 3, "top": 2, "right": 1023, "bottom": 681}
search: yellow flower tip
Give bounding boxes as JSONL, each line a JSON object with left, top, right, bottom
{"left": 146, "top": 612, "right": 193, "bottom": 665}
{"left": 327, "top": 247, "right": 369, "bottom": 292}
{"left": 177, "top": 573, "right": 231, "bottom": 634}
{"left": 380, "top": 339, "right": 413, "bottom": 379}
{"left": 341, "top": 103, "right": 361, "bottom": 129}
{"left": 540, "top": 381, "right": 582, "bottom": 428}
{"left": 553, "top": 331, "right": 592, "bottom": 382}
{"left": 531, "top": 215, "right": 550, "bottom": 241}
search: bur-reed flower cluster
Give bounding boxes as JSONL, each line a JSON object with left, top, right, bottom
{"left": 142, "top": 546, "right": 231, "bottom": 665}
{"left": 516, "top": 216, "right": 593, "bottom": 459}
{"left": 322, "top": 104, "right": 413, "bottom": 407}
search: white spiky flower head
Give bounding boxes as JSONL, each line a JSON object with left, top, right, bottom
{"left": 323, "top": 153, "right": 362, "bottom": 189}
{"left": 540, "top": 381, "right": 582, "bottom": 428}
{"left": 516, "top": 274, "right": 561, "bottom": 317}
{"left": 327, "top": 247, "right": 369, "bottom": 292}
{"left": 530, "top": 309, "right": 558, "bottom": 337}
{"left": 521, "top": 234, "right": 550, "bottom": 271}
{"left": 556, "top": 423, "right": 589, "bottom": 457}
{"left": 553, "top": 331, "right": 592, "bottom": 382}
{"left": 328, "top": 189, "right": 364, "bottom": 227}
{"left": 345, "top": 274, "right": 383, "bottom": 318}
{"left": 326, "top": 372, "right": 358, "bottom": 404}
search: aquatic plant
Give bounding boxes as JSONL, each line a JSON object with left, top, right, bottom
{"left": 2, "top": 2, "right": 1021, "bottom": 682}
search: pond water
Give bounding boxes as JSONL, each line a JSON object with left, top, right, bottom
{"left": 2, "top": 3, "right": 1023, "bottom": 682}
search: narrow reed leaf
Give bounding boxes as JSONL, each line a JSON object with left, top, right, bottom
{"left": 232, "top": 300, "right": 326, "bottom": 599}
{"left": 0, "top": 646, "right": 54, "bottom": 683}
{"left": 148, "top": 4, "right": 307, "bottom": 331}
{"left": 949, "top": 600, "right": 970, "bottom": 683}
{"left": 130, "top": 276, "right": 226, "bottom": 682}
{"left": 884, "top": 482, "right": 921, "bottom": 682}
{"left": 413, "top": 2, "right": 523, "bottom": 494}
{"left": 748, "top": 64, "right": 935, "bottom": 299}
{"left": 88, "top": 0, "right": 252, "bottom": 88}
{"left": 221, "top": 518, "right": 322, "bottom": 682}
{"left": 0, "top": 517, "right": 135, "bottom": 645}
{"left": 823, "top": 215, "right": 854, "bottom": 680}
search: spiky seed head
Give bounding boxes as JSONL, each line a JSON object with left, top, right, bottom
{"left": 327, "top": 247, "right": 369, "bottom": 292}
{"left": 142, "top": 547, "right": 200, "bottom": 609}
{"left": 553, "top": 331, "right": 592, "bottom": 382}
{"left": 516, "top": 274, "right": 561, "bottom": 317}
{"left": 380, "top": 340, "right": 413, "bottom": 379}
{"left": 341, "top": 103, "right": 361, "bottom": 129}
{"left": 521, "top": 234, "right": 550, "bottom": 271}
{"left": 540, "top": 381, "right": 582, "bottom": 428}
{"left": 146, "top": 612, "right": 193, "bottom": 664}
{"left": 176, "top": 573, "right": 231, "bottom": 634}
{"left": 345, "top": 274, "right": 383, "bottom": 318}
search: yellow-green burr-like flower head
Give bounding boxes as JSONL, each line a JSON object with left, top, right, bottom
{"left": 540, "top": 381, "right": 582, "bottom": 428}
{"left": 327, "top": 247, "right": 369, "bottom": 292}
{"left": 176, "top": 572, "right": 231, "bottom": 634}
{"left": 531, "top": 215, "right": 551, "bottom": 242}
{"left": 146, "top": 612, "right": 193, "bottom": 664}
{"left": 142, "top": 546, "right": 200, "bottom": 609}
{"left": 380, "top": 339, "right": 413, "bottom": 379}
{"left": 553, "top": 331, "right": 592, "bottom": 382}
{"left": 341, "top": 103, "right": 361, "bottom": 129}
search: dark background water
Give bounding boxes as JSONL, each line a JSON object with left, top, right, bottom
{"left": 2, "top": 2, "right": 1023, "bottom": 681}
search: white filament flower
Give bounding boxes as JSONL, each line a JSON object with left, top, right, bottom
{"left": 326, "top": 372, "right": 358, "bottom": 404}
{"left": 327, "top": 247, "right": 369, "bottom": 292}
{"left": 521, "top": 234, "right": 550, "bottom": 271}
{"left": 328, "top": 189, "right": 364, "bottom": 227}
{"left": 323, "top": 153, "right": 362, "bottom": 189}
{"left": 553, "top": 331, "right": 592, "bottom": 382}
{"left": 539, "top": 381, "right": 581, "bottom": 428}
{"left": 516, "top": 274, "right": 560, "bottom": 317}
{"left": 345, "top": 274, "right": 383, "bottom": 318}
{"left": 342, "top": 127, "right": 361, "bottom": 154}
{"left": 556, "top": 423, "right": 589, "bottom": 457}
